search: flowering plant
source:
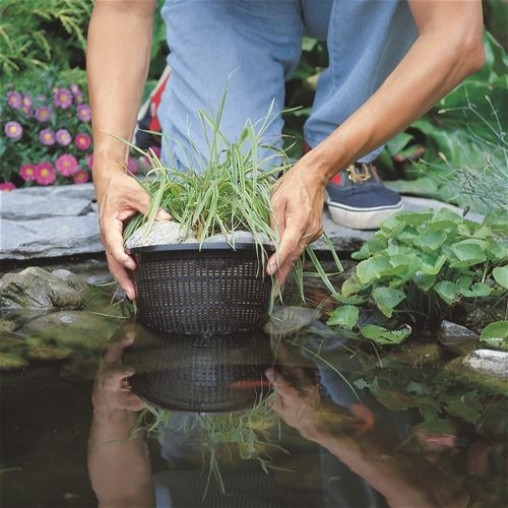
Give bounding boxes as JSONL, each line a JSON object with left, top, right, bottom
{"left": 0, "top": 71, "right": 94, "bottom": 190}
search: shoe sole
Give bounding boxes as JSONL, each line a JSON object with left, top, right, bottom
{"left": 326, "top": 199, "right": 403, "bottom": 230}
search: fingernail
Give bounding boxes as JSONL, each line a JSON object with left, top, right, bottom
{"left": 267, "top": 261, "right": 277, "bottom": 275}
{"left": 265, "top": 369, "right": 275, "bottom": 382}
{"left": 156, "top": 210, "right": 171, "bottom": 220}
{"left": 125, "top": 259, "right": 135, "bottom": 270}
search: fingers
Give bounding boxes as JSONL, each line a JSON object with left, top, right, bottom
{"left": 96, "top": 171, "right": 165, "bottom": 299}
{"left": 103, "top": 330, "right": 135, "bottom": 364}
{"left": 107, "top": 252, "right": 137, "bottom": 300}
{"left": 267, "top": 168, "right": 324, "bottom": 283}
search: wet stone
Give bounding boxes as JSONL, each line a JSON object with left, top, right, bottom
{"left": 463, "top": 349, "right": 508, "bottom": 378}
{"left": 387, "top": 343, "right": 443, "bottom": 367}
{"left": 438, "top": 320, "right": 479, "bottom": 356}
{"left": 0, "top": 267, "right": 85, "bottom": 310}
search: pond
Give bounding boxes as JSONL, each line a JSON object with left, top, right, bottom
{"left": 0, "top": 260, "right": 506, "bottom": 508}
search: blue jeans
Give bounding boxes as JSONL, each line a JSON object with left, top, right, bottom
{"left": 159, "top": 0, "right": 416, "bottom": 168}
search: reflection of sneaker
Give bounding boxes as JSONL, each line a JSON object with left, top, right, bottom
{"left": 325, "top": 163, "right": 402, "bottom": 230}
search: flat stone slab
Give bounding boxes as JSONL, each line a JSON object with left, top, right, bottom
{"left": 0, "top": 184, "right": 479, "bottom": 261}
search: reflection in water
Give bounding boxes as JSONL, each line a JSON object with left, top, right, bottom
{"left": 88, "top": 319, "right": 483, "bottom": 507}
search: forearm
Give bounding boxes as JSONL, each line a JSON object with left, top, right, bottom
{"left": 87, "top": 0, "right": 156, "bottom": 193}
{"left": 305, "top": 0, "right": 485, "bottom": 180}
{"left": 305, "top": 426, "right": 462, "bottom": 508}
{"left": 88, "top": 409, "right": 154, "bottom": 508}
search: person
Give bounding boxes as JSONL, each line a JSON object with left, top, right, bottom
{"left": 87, "top": 0, "right": 484, "bottom": 300}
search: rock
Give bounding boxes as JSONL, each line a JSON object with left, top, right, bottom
{"left": 438, "top": 320, "right": 479, "bottom": 355}
{"left": 452, "top": 302, "right": 507, "bottom": 335}
{"left": 0, "top": 351, "right": 29, "bottom": 371}
{"left": 387, "top": 343, "right": 443, "bottom": 367}
{"left": 51, "top": 269, "right": 88, "bottom": 293}
{"left": 0, "top": 267, "right": 85, "bottom": 310}
{"left": 27, "top": 343, "right": 73, "bottom": 362}
{"left": 206, "top": 231, "right": 271, "bottom": 245}
{"left": 0, "top": 317, "right": 19, "bottom": 333}
{"left": 463, "top": 349, "right": 508, "bottom": 378}
{"left": 20, "top": 310, "right": 120, "bottom": 354}
{"left": 445, "top": 355, "right": 508, "bottom": 395}
{"left": 1, "top": 184, "right": 477, "bottom": 260}
{"left": 125, "top": 220, "right": 195, "bottom": 249}
{"left": 264, "top": 306, "right": 321, "bottom": 337}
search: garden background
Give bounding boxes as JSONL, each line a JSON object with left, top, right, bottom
{"left": 0, "top": 0, "right": 506, "bottom": 225}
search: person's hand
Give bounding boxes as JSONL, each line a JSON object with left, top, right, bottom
{"left": 92, "top": 326, "right": 146, "bottom": 415}
{"left": 94, "top": 167, "right": 170, "bottom": 300}
{"left": 267, "top": 157, "right": 325, "bottom": 284}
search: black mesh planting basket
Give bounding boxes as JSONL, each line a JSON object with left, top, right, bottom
{"left": 128, "top": 242, "right": 274, "bottom": 334}
{"left": 123, "top": 324, "right": 273, "bottom": 413}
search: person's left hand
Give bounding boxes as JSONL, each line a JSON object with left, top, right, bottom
{"left": 267, "top": 157, "right": 326, "bottom": 284}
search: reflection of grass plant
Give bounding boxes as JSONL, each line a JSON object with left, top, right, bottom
{"left": 131, "top": 394, "right": 286, "bottom": 498}
{"left": 327, "top": 208, "right": 508, "bottom": 344}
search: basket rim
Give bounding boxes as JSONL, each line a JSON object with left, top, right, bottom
{"left": 127, "top": 241, "right": 275, "bottom": 254}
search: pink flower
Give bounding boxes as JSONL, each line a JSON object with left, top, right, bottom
{"left": 76, "top": 104, "right": 91, "bottom": 122}
{"left": 6, "top": 91, "right": 22, "bottom": 109}
{"left": 22, "top": 94, "right": 33, "bottom": 109}
{"left": 53, "top": 88, "right": 73, "bottom": 109}
{"left": 19, "top": 163, "right": 37, "bottom": 181}
{"left": 0, "top": 182, "right": 16, "bottom": 191}
{"left": 55, "top": 154, "right": 78, "bottom": 176}
{"left": 55, "top": 128, "right": 72, "bottom": 146}
{"left": 70, "top": 83, "right": 82, "bottom": 96}
{"left": 35, "top": 106, "right": 51, "bottom": 122}
{"left": 4, "top": 121, "right": 23, "bottom": 141}
{"left": 39, "top": 128, "right": 55, "bottom": 146}
{"left": 86, "top": 153, "right": 94, "bottom": 169}
{"left": 75, "top": 132, "right": 91, "bottom": 151}
{"left": 34, "top": 162, "right": 56, "bottom": 185}
{"left": 126, "top": 157, "right": 138, "bottom": 174}
{"left": 73, "top": 169, "right": 89, "bottom": 184}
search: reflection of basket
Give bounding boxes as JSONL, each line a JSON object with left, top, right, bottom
{"left": 124, "top": 323, "right": 273, "bottom": 413}
{"left": 128, "top": 243, "right": 273, "bottom": 334}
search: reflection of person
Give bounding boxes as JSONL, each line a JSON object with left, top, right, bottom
{"left": 87, "top": 329, "right": 154, "bottom": 507}
{"left": 87, "top": 0, "right": 484, "bottom": 298}
{"left": 265, "top": 363, "right": 469, "bottom": 508}
{"left": 89, "top": 328, "right": 469, "bottom": 508}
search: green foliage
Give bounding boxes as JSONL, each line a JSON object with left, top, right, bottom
{"left": 379, "top": 32, "right": 508, "bottom": 217}
{"left": 480, "top": 321, "right": 508, "bottom": 350}
{"left": 327, "top": 208, "right": 507, "bottom": 344}
{"left": 0, "top": 0, "right": 92, "bottom": 76}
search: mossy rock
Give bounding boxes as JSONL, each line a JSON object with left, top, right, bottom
{"left": 27, "top": 343, "right": 73, "bottom": 362}
{"left": 0, "top": 351, "right": 29, "bottom": 371}
{"left": 445, "top": 357, "right": 508, "bottom": 396}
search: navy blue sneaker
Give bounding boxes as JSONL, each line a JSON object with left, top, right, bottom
{"left": 325, "top": 163, "right": 402, "bottom": 230}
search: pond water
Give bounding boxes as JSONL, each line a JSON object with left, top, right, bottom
{"left": 1, "top": 261, "right": 506, "bottom": 508}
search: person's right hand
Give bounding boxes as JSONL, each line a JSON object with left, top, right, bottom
{"left": 94, "top": 168, "right": 170, "bottom": 300}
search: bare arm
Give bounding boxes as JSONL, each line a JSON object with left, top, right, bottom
{"left": 268, "top": 0, "right": 485, "bottom": 282}
{"left": 87, "top": 333, "right": 154, "bottom": 508}
{"left": 266, "top": 367, "right": 468, "bottom": 508}
{"left": 87, "top": 0, "right": 168, "bottom": 300}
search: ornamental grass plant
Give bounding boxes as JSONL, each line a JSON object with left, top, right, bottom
{"left": 124, "top": 97, "right": 342, "bottom": 299}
